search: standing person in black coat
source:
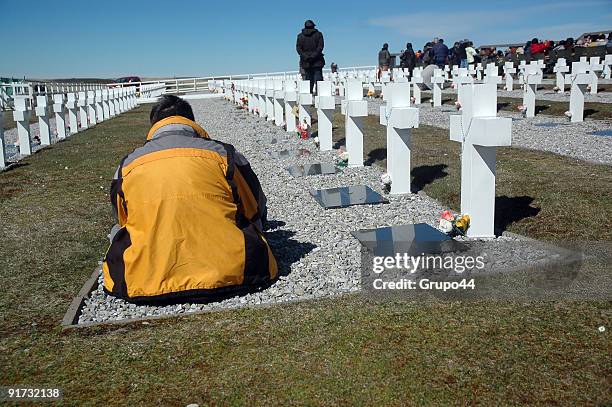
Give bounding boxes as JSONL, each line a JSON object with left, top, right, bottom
{"left": 378, "top": 43, "right": 392, "bottom": 80}
{"left": 296, "top": 19, "right": 325, "bottom": 93}
{"left": 399, "top": 42, "right": 416, "bottom": 77}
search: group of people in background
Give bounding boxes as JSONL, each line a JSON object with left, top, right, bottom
{"left": 295, "top": 20, "right": 611, "bottom": 94}
{"left": 377, "top": 32, "right": 611, "bottom": 75}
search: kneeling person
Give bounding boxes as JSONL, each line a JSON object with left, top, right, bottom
{"left": 103, "top": 95, "right": 277, "bottom": 302}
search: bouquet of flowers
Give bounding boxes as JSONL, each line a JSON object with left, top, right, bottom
{"left": 381, "top": 172, "right": 391, "bottom": 192}
{"left": 297, "top": 120, "right": 310, "bottom": 140}
{"left": 336, "top": 148, "right": 349, "bottom": 168}
{"left": 438, "top": 210, "right": 470, "bottom": 236}
{"left": 517, "top": 104, "right": 527, "bottom": 116}
{"left": 313, "top": 136, "right": 320, "bottom": 147}
{"left": 239, "top": 96, "right": 248, "bottom": 109}
{"left": 367, "top": 89, "right": 375, "bottom": 98}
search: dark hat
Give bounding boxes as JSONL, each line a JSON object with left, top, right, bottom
{"left": 304, "top": 20, "right": 315, "bottom": 28}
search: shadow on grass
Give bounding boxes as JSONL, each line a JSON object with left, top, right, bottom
{"left": 365, "top": 147, "right": 386, "bottom": 166}
{"left": 494, "top": 195, "right": 541, "bottom": 233}
{"left": 535, "top": 105, "right": 550, "bottom": 115}
{"left": 584, "top": 109, "right": 597, "bottom": 119}
{"left": 411, "top": 164, "right": 449, "bottom": 193}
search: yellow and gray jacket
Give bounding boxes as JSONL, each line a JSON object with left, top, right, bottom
{"left": 102, "top": 116, "right": 277, "bottom": 302}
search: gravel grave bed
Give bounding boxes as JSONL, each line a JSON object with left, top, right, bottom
{"left": 78, "top": 98, "right": 560, "bottom": 324}
{"left": 367, "top": 97, "right": 612, "bottom": 165}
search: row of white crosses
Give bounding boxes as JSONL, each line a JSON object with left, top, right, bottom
{"left": 230, "top": 76, "right": 512, "bottom": 238}
{"left": 1, "top": 87, "right": 136, "bottom": 169}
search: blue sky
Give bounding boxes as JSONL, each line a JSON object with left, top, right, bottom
{"left": 1, "top": 0, "right": 610, "bottom": 79}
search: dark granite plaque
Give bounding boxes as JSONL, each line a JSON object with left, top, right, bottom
{"left": 534, "top": 122, "right": 564, "bottom": 128}
{"left": 351, "top": 223, "right": 465, "bottom": 257}
{"left": 310, "top": 185, "right": 388, "bottom": 209}
{"left": 286, "top": 163, "right": 339, "bottom": 177}
{"left": 589, "top": 129, "right": 612, "bottom": 137}
{"left": 269, "top": 149, "right": 312, "bottom": 158}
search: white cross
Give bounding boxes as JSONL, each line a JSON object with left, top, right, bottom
{"left": 483, "top": 63, "right": 501, "bottom": 86}
{"left": 521, "top": 62, "right": 543, "bottom": 117}
{"left": 503, "top": 62, "right": 516, "bottom": 91}
{"left": 53, "top": 94, "right": 67, "bottom": 140}
{"left": 77, "top": 91, "right": 88, "bottom": 129}
{"left": 379, "top": 82, "right": 419, "bottom": 194}
{"left": 431, "top": 68, "right": 445, "bottom": 107}
{"left": 449, "top": 83, "right": 512, "bottom": 238}
{"left": 552, "top": 58, "right": 569, "bottom": 93}
{"left": 315, "top": 81, "right": 335, "bottom": 151}
{"left": 13, "top": 96, "right": 32, "bottom": 156}
{"left": 566, "top": 61, "right": 591, "bottom": 123}
{"left": 284, "top": 79, "right": 298, "bottom": 132}
{"left": 341, "top": 80, "right": 368, "bottom": 167}
{"left": 603, "top": 54, "right": 612, "bottom": 79}
{"left": 298, "top": 80, "right": 313, "bottom": 127}
{"left": 87, "top": 90, "right": 97, "bottom": 126}
{"left": 410, "top": 67, "right": 423, "bottom": 104}
{"left": 455, "top": 68, "right": 474, "bottom": 107}
{"left": 586, "top": 57, "right": 604, "bottom": 94}
{"left": 265, "top": 78, "right": 275, "bottom": 122}
{"left": 95, "top": 90, "right": 104, "bottom": 122}
{"left": 35, "top": 95, "right": 51, "bottom": 145}
{"left": 273, "top": 79, "right": 285, "bottom": 127}
{"left": 66, "top": 93, "right": 79, "bottom": 135}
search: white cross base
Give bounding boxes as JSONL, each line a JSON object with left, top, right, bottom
{"left": 449, "top": 83, "right": 512, "bottom": 238}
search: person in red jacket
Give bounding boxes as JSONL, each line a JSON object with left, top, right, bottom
{"left": 529, "top": 38, "right": 551, "bottom": 55}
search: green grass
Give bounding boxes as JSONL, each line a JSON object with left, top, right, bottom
{"left": 320, "top": 109, "right": 612, "bottom": 241}
{"left": 1, "top": 105, "right": 610, "bottom": 406}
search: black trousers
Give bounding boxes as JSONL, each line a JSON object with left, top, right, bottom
{"left": 304, "top": 68, "right": 323, "bottom": 94}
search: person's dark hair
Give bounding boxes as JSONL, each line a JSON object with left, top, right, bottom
{"left": 383, "top": 43, "right": 389, "bottom": 49}
{"left": 531, "top": 38, "right": 538, "bottom": 44}
{"left": 304, "top": 19, "right": 315, "bottom": 28}
{"left": 149, "top": 95, "right": 195, "bottom": 125}
{"left": 439, "top": 38, "right": 444, "bottom": 43}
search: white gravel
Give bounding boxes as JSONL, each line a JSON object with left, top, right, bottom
{"left": 78, "top": 98, "right": 561, "bottom": 324}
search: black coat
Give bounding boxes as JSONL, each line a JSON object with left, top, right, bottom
{"left": 296, "top": 28, "right": 325, "bottom": 69}
{"left": 399, "top": 49, "right": 416, "bottom": 70}
{"left": 378, "top": 48, "right": 391, "bottom": 66}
